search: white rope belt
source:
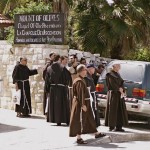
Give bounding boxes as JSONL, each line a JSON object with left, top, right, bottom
{"left": 17, "top": 79, "right": 30, "bottom": 113}
{"left": 50, "top": 84, "right": 67, "bottom": 87}
{"left": 91, "top": 91, "right": 97, "bottom": 110}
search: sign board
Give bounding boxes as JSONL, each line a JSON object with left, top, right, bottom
{"left": 14, "top": 14, "right": 64, "bottom": 44}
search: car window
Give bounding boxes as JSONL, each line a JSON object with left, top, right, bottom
{"left": 101, "top": 63, "right": 144, "bottom": 82}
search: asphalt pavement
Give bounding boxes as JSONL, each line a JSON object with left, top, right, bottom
{"left": 0, "top": 108, "right": 150, "bottom": 150}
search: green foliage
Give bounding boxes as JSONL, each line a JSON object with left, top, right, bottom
{"left": 5, "top": 26, "right": 14, "bottom": 44}
{"left": 125, "top": 47, "right": 150, "bottom": 62}
{"left": 70, "top": 0, "right": 150, "bottom": 58}
{"left": 0, "top": 0, "right": 29, "bottom": 14}
{"left": 6, "top": 1, "right": 52, "bottom": 44}
{"left": 11, "top": 1, "right": 52, "bottom": 17}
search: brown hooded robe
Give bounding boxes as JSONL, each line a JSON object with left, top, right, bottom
{"left": 69, "top": 77, "right": 97, "bottom": 137}
{"left": 105, "top": 71, "right": 128, "bottom": 128}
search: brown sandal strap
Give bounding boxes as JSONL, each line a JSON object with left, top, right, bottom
{"left": 95, "top": 133, "right": 106, "bottom": 138}
{"left": 77, "top": 138, "right": 87, "bottom": 144}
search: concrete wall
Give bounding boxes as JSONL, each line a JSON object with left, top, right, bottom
{"left": 0, "top": 40, "right": 68, "bottom": 115}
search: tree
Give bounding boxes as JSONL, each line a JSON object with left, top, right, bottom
{"left": 72, "top": 0, "right": 150, "bottom": 59}
{"left": 0, "top": 0, "right": 29, "bottom": 14}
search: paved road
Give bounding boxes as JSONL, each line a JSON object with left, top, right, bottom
{"left": 0, "top": 109, "right": 150, "bottom": 150}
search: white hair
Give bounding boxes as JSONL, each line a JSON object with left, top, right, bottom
{"left": 76, "top": 64, "right": 86, "bottom": 73}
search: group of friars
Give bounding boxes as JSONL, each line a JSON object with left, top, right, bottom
{"left": 12, "top": 52, "right": 128, "bottom": 144}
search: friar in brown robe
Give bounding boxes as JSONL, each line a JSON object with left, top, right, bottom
{"left": 105, "top": 64, "right": 128, "bottom": 132}
{"left": 69, "top": 64, "right": 106, "bottom": 144}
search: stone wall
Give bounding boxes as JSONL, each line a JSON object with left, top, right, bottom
{"left": 0, "top": 40, "right": 68, "bottom": 115}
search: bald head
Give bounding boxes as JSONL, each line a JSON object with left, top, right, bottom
{"left": 20, "top": 57, "right": 27, "bottom": 66}
{"left": 112, "top": 64, "right": 121, "bottom": 72}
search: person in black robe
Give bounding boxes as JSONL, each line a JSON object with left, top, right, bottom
{"left": 92, "top": 64, "right": 105, "bottom": 85}
{"left": 84, "top": 64, "right": 100, "bottom": 127}
{"left": 43, "top": 52, "right": 55, "bottom": 115}
{"left": 12, "top": 57, "right": 38, "bottom": 117}
{"left": 105, "top": 64, "right": 128, "bottom": 132}
{"left": 45, "top": 55, "right": 72, "bottom": 126}
{"left": 60, "top": 56, "right": 72, "bottom": 113}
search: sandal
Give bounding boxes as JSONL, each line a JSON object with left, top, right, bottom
{"left": 77, "top": 138, "right": 87, "bottom": 144}
{"left": 16, "top": 112, "right": 21, "bottom": 117}
{"left": 95, "top": 133, "right": 106, "bottom": 138}
{"left": 16, "top": 113, "right": 25, "bottom": 118}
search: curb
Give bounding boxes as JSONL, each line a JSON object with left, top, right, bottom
{"left": 89, "top": 132, "right": 150, "bottom": 145}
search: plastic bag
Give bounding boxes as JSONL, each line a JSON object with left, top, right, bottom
{"left": 12, "top": 89, "right": 21, "bottom": 105}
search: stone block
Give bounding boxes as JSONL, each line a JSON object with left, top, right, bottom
{"left": 45, "top": 45, "right": 56, "bottom": 49}
{"left": 9, "top": 83, "right": 15, "bottom": 88}
{"left": 15, "top": 56, "right": 21, "bottom": 62}
{"left": 38, "top": 81, "right": 44, "bottom": 87}
{"left": 0, "top": 40, "right": 10, "bottom": 45}
{"left": 34, "top": 74, "right": 42, "bottom": 81}
{"left": 37, "top": 60, "right": 45, "bottom": 65}
{"left": 35, "top": 94, "right": 43, "bottom": 103}
{"left": 35, "top": 103, "right": 43, "bottom": 115}
{"left": 37, "top": 54, "right": 43, "bottom": 59}
{"left": 30, "top": 81, "right": 37, "bottom": 88}
{"left": 29, "top": 44, "right": 45, "bottom": 48}
{"left": 30, "top": 90, "right": 35, "bottom": 97}
{"left": 0, "top": 70, "right": 6, "bottom": 77}
{"left": 34, "top": 48, "right": 42, "bottom": 54}
{"left": 8, "top": 77, "right": 13, "bottom": 83}
{"left": 59, "top": 50, "right": 68, "bottom": 56}
{"left": 24, "top": 55, "right": 33, "bottom": 63}
{"left": 22, "top": 47, "right": 34, "bottom": 55}
{"left": 32, "top": 87, "right": 38, "bottom": 94}
{"left": 7, "top": 102, "right": 14, "bottom": 110}
{"left": 7, "top": 65, "right": 14, "bottom": 76}
{"left": 41, "top": 48, "right": 51, "bottom": 56}
{"left": 2, "top": 65, "right": 7, "bottom": 69}
{"left": 14, "top": 47, "right": 23, "bottom": 55}
{"left": 32, "top": 108, "right": 36, "bottom": 114}
{"left": 9, "top": 60, "right": 16, "bottom": 65}
{"left": 9, "top": 55, "right": 15, "bottom": 61}
{"left": 14, "top": 44, "right": 28, "bottom": 47}
{"left": 42, "top": 48, "right": 60, "bottom": 58}
{"left": 29, "top": 75, "right": 34, "bottom": 80}
{"left": 3, "top": 90, "right": 12, "bottom": 97}
{"left": 0, "top": 97, "right": 12, "bottom": 109}
{"left": 4, "top": 45, "right": 13, "bottom": 54}
{"left": 32, "top": 55, "right": 38, "bottom": 64}
{"left": 0, "top": 49, "right": 4, "bottom": 54}
{"left": 38, "top": 90, "right": 44, "bottom": 94}
{"left": 3, "top": 77, "right": 8, "bottom": 87}
{"left": 31, "top": 65, "right": 38, "bottom": 70}
{"left": 2, "top": 54, "right": 9, "bottom": 64}
{"left": 55, "top": 45, "right": 69, "bottom": 49}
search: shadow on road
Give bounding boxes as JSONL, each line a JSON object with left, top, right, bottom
{"left": 0, "top": 123, "right": 25, "bottom": 133}
{"left": 78, "top": 141, "right": 126, "bottom": 149}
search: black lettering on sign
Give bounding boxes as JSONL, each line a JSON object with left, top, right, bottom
{"left": 14, "top": 13, "right": 64, "bottom": 44}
